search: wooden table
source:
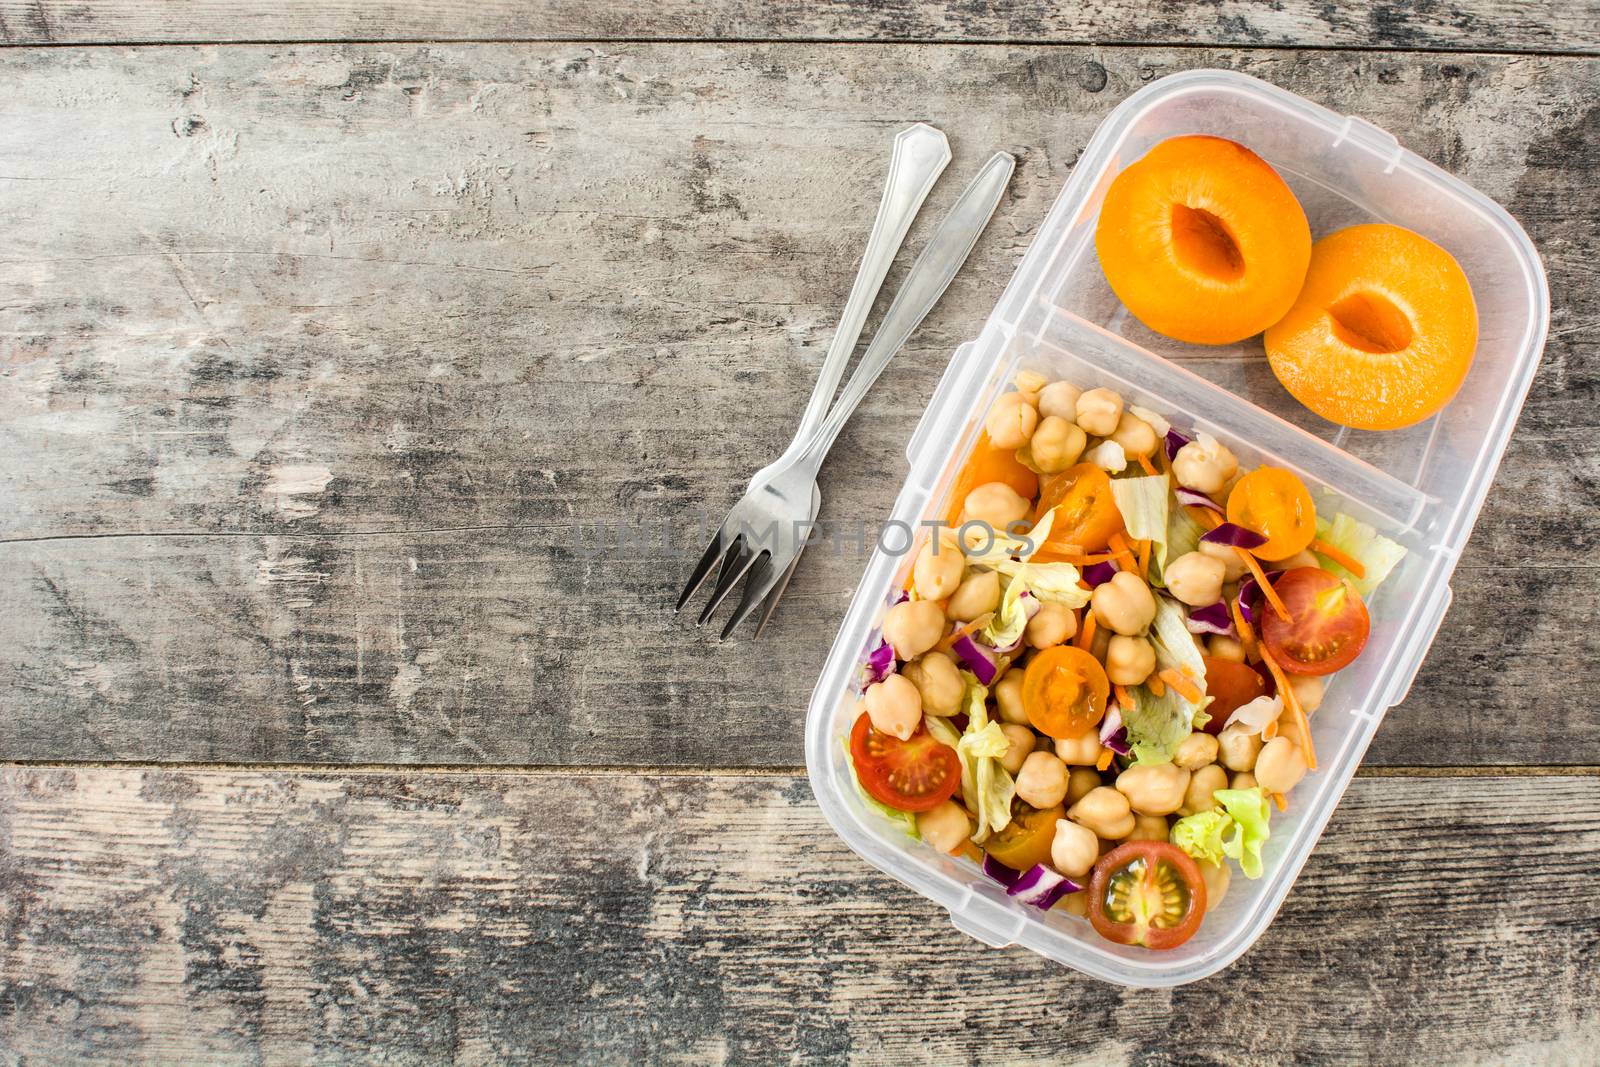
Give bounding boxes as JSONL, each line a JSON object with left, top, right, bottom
{"left": 2, "top": 3, "right": 1597, "bottom": 1062}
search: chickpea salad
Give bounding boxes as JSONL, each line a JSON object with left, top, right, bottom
{"left": 846, "top": 372, "right": 1408, "bottom": 950}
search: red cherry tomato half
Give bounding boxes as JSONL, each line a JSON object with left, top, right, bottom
{"left": 1200, "top": 655, "right": 1271, "bottom": 735}
{"left": 849, "top": 713, "right": 961, "bottom": 813}
{"left": 1260, "top": 567, "right": 1371, "bottom": 676}
{"left": 1088, "top": 841, "right": 1207, "bottom": 950}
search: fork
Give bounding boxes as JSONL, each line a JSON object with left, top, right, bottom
{"left": 683, "top": 150, "right": 1017, "bottom": 639}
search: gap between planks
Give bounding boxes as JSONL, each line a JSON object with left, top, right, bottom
{"left": 4, "top": 760, "right": 1597, "bottom": 778}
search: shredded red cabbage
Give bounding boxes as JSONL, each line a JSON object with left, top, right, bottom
{"left": 1098, "top": 705, "right": 1131, "bottom": 755}
{"left": 1236, "top": 569, "right": 1286, "bottom": 628}
{"left": 1185, "top": 600, "right": 1237, "bottom": 638}
{"left": 950, "top": 631, "right": 999, "bottom": 686}
{"left": 1164, "top": 428, "right": 1190, "bottom": 463}
{"left": 981, "top": 853, "right": 1020, "bottom": 887}
{"left": 1201, "top": 522, "right": 1267, "bottom": 549}
{"left": 1007, "top": 864, "right": 1083, "bottom": 909}
{"left": 859, "top": 639, "right": 897, "bottom": 689}
{"left": 1081, "top": 560, "right": 1119, "bottom": 587}
{"left": 1174, "top": 486, "right": 1224, "bottom": 514}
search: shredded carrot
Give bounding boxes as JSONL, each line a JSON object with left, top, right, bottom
{"left": 1032, "top": 549, "right": 1119, "bottom": 566}
{"left": 1136, "top": 452, "right": 1159, "bottom": 477}
{"left": 1310, "top": 537, "right": 1366, "bottom": 579}
{"left": 1114, "top": 684, "right": 1136, "bottom": 711}
{"left": 1096, "top": 747, "right": 1116, "bottom": 771}
{"left": 1146, "top": 674, "right": 1166, "bottom": 697}
{"left": 1159, "top": 668, "right": 1202, "bottom": 704}
{"left": 1237, "top": 548, "right": 1292, "bottom": 622}
{"left": 936, "top": 615, "right": 988, "bottom": 653}
{"left": 1136, "top": 538, "right": 1152, "bottom": 578}
{"left": 1075, "top": 607, "right": 1098, "bottom": 651}
{"left": 1187, "top": 505, "right": 1222, "bottom": 530}
{"left": 1271, "top": 792, "right": 1288, "bottom": 813}
{"left": 1228, "top": 596, "right": 1260, "bottom": 662}
{"left": 1258, "top": 643, "right": 1317, "bottom": 770}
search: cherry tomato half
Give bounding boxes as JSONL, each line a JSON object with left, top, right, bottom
{"left": 1022, "top": 645, "right": 1110, "bottom": 740}
{"left": 1033, "top": 462, "right": 1125, "bottom": 554}
{"left": 983, "top": 801, "right": 1065, "bottom": 872}
{"left": 1199, "top": 654, "right": 1271, "bottom": 736}
{"left": 1226, "top": 466, "right": 1316, "bottom": 561}
{"left": 849, "top": 713, "right": 961, "bottom": 813}
{"left": 943, "top": 432, "right": 1040, "bottom": 529}
{"left": 1260, "top": 567, "right": 1371, "bottom": 675}
{"left": 1088, "top": 841, "right": 1207, "bottom": 950}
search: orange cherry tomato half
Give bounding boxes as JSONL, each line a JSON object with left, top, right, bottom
{"left": 982, "top": 801, "right": 1065, "bottom": 872}
{"left": 943, "top": 432, "right": 1040, "bottom": 528}
{"left": 1021, "top": 645, "right": 1110, "bottom": 740}
{"left": 1226, "top": 466, "right": 1316, "bottom": 561}
{"left": 1033, "top": 462, "right": 1125, "bottom": 554}
{"left": 849, "top": 713, "right": 961, "bottom": 813}
{"left": 1088, "top": 841, "right": 1207, "bottom": 950}
{"left": 1260, "top": 567, "right": 1371, "bottom": 676}
{"left": 1199, "top": 654, "right": 1271, "bottom": 736}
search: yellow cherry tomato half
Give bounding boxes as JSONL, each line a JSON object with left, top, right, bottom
{"left": 1226, "top": 466, "right": 1316, "bottom": 561}
{"left": 1022, "top": 645, "right": 1110, "bottom": 740}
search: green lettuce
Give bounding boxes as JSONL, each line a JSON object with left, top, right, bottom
{"left": 1171, "top": 810, "right": 1231, "bottom": 865}
{"left": 1215, "top": 787, "right": 1272, "bottom": 879}
{"left": 1149, "top": 594, "right": 1210, "bottom": 730}
{"left": 1109, "top": 474, "right": 1171, "bottom": 576}
{"left": 963, "top": 509, "right": 1055, "bottom": 566}
{"left": 929, "top": 674, "right": 1016, "bottom": 843}
{"left": 1121, "top": 683, "right": 1193, "bottom": 765}
{"left": 990, "top": 560, "right": 1091, "bottom": 609}
{"left": 1161, "top": 494, "right": 1210, "bottom": 587}
{"left": 982, "top": 573, "right": 1032, "bottom": 649}
{"left": 1314, "top": 512, "right": 1408, "bottom": 596}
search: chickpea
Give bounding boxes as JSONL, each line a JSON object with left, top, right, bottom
{"left": 1178, "top": 764, "right": 1228, "bottom": 816}
{"left": 1015, "top": 750, "right": 1069, "bottom": 808}
{"left": 1075, "top": 387, "right": 1124, "bottom": 437}
{"left": 1165, "top": 551, "right": 1227, "bottom": 607}
{"left": 960, "top": 481, "right": 1030, "bottom": 536}
{"left": 1014, "top": 370, "right": 1047, "bottom": 405}
{"left": 1038, "top": 380, "right": 1082, "bottom": 421}
{"left": 1058, "top": 890, "right": 1090, "bottom": 918}
{"left": 1125, "top": 813, "right": 1170, "bottom": 842}
{"left": 998, "top": 723, "right": 1036, "bottom": 775}
{"left": 1199, "top": 860, "right": 1231, "bottom": 913}
{"left": 1199, "top": 539, "right": 1250, "bottom": 582}
{"left": 1066, "top": 766, "right": 1101, "bottom": 805}
{"left": 1172, "top": 435, "right": 1238, "bottom": 496}
{"left": 1091, "top": 571, "right": 1157, "bottom": 636}
{"left": 1109, "top": 411, "right": 1159, "bottom": 458}
{"left": 912, "top": 535, "right": 964, "bottom": 600}
{"left": 947, "top": 570, "right": 1001, "bottom": 622}
{"left": 1115, "top": 762, "right": 1191, "bottom": 816}
{"left": 1055, "top": 730, "right": 1104, "bottom": 766}
{"left": 1025, "top": 602, "right": 1077, "bottom": 649}
{"left": 1173, "top": 731, "right": 1219, "bottom": 771}
{"left": 1288, "top": 673, "right": 1325, "bottom": 715}
{"left": 1217, "top": 722, "right": 1263, "bottom": 772}
{"left": 1231, "top": 771, "right": 1258, "bottom": 790}
{"left": 864, "top": 674, "right": 922, "bottom": 741}
{"left": 1207, "top": 634, "right": 1247, "bottom": 663}
{"left": 1050, "top": 819, "right": 1099, "bottom": 879}
{"left": 993, "top": 670, "right": 1028, "bottom": 726}
{"left": 1068, "top": 786, "right": 1135, "bottom": 840}
{"left": 881, "top": 599, "right": 945, "bottom": 661}
{"left": 917, "top": 800, "right": 972, "bottom": 854}
{"left": 1255, "top": 736, "right": 1309, "bottom": 795}
{"left": 902, "top": 651, "right": 963, "bottom": 717}
{"left": 1027, "top": 415, "right": 1087, "bottom": 473}
{"left": 1105, "top": 634, "right": 1156, "bottom": 686}
{"left": 985, "top": 391, "right": 1039, "bottom": 449}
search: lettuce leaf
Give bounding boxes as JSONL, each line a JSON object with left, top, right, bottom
{"left": 1149, "top": 594, "right": 1210, "bottom": 729}
{"left": 1110, "top": 474, "right": 1171, "bottom": 576}
{"left": 1171, "top": 810, "right": 1231, "bottom": 865}
{"left": 1214, "top": 787, "right": 1272, "bottom": 879}
{"left": 963, "top": 509, "right": 1055, "bottom": 566}
{"left": 1160, "top": 493, "right": 1210, "bottom": 587}
{"left": 982, "top": 574, "right": 1031, "bottom": 649}
{"left": 1314, "top": 512, "right": 1407, "bottom": 596}
{"left": 991, "top": 560, "right": 1092, "bottom": 609}
{"left": 1122, "top": 683, "right": 1193, "bottom": 765}
{"left": 929, "top": 674, "right": 1016, "bottom": 844}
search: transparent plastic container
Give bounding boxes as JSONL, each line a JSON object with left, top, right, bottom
{"left": 804, "top": 69, "right": 1548, "bottom": 986}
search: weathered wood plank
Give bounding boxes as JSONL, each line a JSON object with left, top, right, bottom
{"left": 0, "top": 767, "right": 1595, "bottom": 1064}
{"left": 2, "top": 0, "right": 1596, "bottom": 54}
{"left": 1, "top": 45, "right": 1595, "bottom": 767}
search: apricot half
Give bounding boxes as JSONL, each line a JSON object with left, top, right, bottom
{"left": 1264, "top": 224, "right": 1478, "bottom": 431}
{"left": 1095, "top": 135, "right": 1312, "bottom": 345}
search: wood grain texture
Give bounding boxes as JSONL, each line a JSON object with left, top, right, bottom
{"left": 2, "top": 0, "right": 1597, "bottom": 54}
{"left": 1, "top": 766, "right": 1596, "bottom": 1065}
{"left": 2, "top": 45, "right": 1597, "bottom": 767}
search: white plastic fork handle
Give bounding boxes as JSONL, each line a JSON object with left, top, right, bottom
{"left": 759, "top": 123, "right": 951, "bottom": 479}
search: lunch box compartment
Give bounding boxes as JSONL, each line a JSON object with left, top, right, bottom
{"left": 805, "top": 70, "right": 1547, "bottom": 986}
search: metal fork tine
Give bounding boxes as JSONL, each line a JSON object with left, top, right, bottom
{"left": 696, "top": 539, "right": 760, "bottom": 625}
{"left": 720, "top": 552, "right": 781, "bottom": 641}
{"left": 750, "top": 549, "right": 804, "bottom": 639}
{"left": 675, "top": 533, "right": 731, "bottom": 612}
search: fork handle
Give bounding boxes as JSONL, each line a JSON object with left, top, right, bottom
{"left": 776, "top": 124, "right": 950, "bottom": 466}
{"left": 800, "top": 151, "right": 1015, "bottom": 467}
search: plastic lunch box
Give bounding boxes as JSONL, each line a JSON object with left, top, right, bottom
{"left": 803, "top": 69, "right": 1549, "bottom": 986}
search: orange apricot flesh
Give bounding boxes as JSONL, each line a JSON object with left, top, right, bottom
{"left": 1264, "top": 223, "right": 1478, "bottom": 431}
{"left": 1095, "top": 135, "right": 1312, "bottom": 346}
